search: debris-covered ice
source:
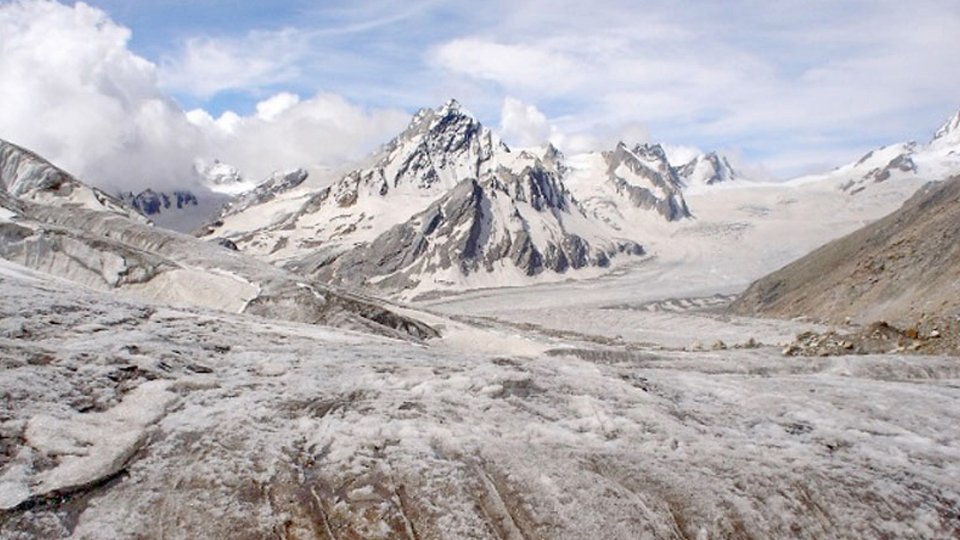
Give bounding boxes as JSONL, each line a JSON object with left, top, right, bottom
{"left": 1, "top": 259, "right": 958, "bottom": 538}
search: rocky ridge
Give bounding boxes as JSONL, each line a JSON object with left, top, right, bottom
{"left": 0, "top": 139, "right": 437, "bottom": 340}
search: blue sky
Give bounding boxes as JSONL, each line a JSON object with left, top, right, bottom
{"left": 1, "top": 0, "right": 959, "bottom": 187}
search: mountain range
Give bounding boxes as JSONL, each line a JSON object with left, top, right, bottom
{"left": 197, "top": 100, "right": 746, "bottom": 297}
{"left": 3, "top": 99, "right": 960, "bottom": 539}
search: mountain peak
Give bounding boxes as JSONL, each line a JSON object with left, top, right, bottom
{"left": 932, "top": 109, "right": 960, "bottom": 145}
{"left": 632, "top": 142, "right": 669, "bottom": 161}
{"left": 409, "top": 99, "right": 474, "bottom": 127}
{"left": 441, "top": 97, "right": 464, "bottom": 112}
{"left": 677, "top": 151, "right": 739, "bottom": 187}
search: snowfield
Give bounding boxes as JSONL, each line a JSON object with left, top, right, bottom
{"left": 1, "top": 258, "right": 958, "bottom": 538}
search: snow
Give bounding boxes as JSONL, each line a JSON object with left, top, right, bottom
{"left": 123, "top": 267, "right": 258, "bottom": 313}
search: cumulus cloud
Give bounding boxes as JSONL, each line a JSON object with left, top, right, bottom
{"left": 255, "top": 92, "right": 301, "bottom": 121}
{"left": 661, "top": 145, "right": 702, "bottom": 167}
{"left": 0, "top": 1, "right": 409, "bottom": 192}
{"left": 188, "top": 92, "right": 409, "bottom": 180}
{"left": 499, "top": 97, "right": 550, "bottom": 148}
{"left": 0, "top": 0, "right": 202, "bottom": 191}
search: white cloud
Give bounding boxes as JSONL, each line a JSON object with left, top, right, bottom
{"left": 0, "top": 0, "right": 201, "bottom": 192}
{"left": 429, "top": 0, "right": 960, "bottom": 177}
{"left": 195, "top": 92, "right": 409, "bottom": 180}
{"left": 0, "top": 2, "right": 409, "bottom": 191}
{"left": 255, "top": 92, "right": 300, "bottom": 121}
{"left": 661, "top": 145, "right": 702, "bottom": 167}
{"left": 431, "top": 39, "right": 580, "bottom": 95}
{"left": 3, "top": 0, "right": 958, "bottom": 186}
{"left": 499, "top": 97, "right": 550, "bottom": 148}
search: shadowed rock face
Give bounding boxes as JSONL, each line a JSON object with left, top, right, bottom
{"left": 216, "top": 169, "right": 308, "bottom": 220}
{"left": 322, "top": 99, "right": 506, "bottom": 209}
{"left": 732, "top": 175, "right": 960, "bottom": 327}
{"left": 120, "top": 189, "right": 199, "bottom": 215}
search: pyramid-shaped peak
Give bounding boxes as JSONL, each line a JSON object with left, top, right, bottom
{"left": 405, "top": 99, "right": 481, "bottom": 135}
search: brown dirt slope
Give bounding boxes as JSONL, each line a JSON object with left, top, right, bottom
{"left": 732, "top": 176, "right": 960, "bottom": 326}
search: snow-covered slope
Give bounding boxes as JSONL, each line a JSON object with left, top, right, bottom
{"left": 805, "top": 109, "right": 960, "bottom": 195}
{"left": 677, "top": 151, "right": 740, "bottom": 189}
{"left": 0, "top": 139, "right": 145, "bottom": 222}
{"left": 932, "top": 109, "right": 960, "bottom": 147}
{"left": 202, "top": 101, "right": 647, "bottom": 297}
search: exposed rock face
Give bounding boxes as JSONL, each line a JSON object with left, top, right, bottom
{"left": 932, "top": 109, "right": 960, "bottom": 146}
{"left": 839, "top": 143, "right": 921, "bottom": 193}
{"left": 295, "top": 173, "right": 643, "bottom": 290}
{"left": 835, "top": 109, "right": 960, "bottom": 195}
{"left": 602, "top": 143, "right": 691, "bottom": 221}
{"left": 215, "top": 168, "right": 308, "bottom": 220}
{"left": 732, "top": 175, "right": 960, "bottom": 327}
{"left": 0, "top": 139, "right": 144, "bottom": 221}
{"left": 119, "top": 189, "right": 199, "bottom": 216}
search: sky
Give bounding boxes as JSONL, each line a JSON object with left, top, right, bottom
{"left": 1, "top": 0, "right": 959, "bottom": 191}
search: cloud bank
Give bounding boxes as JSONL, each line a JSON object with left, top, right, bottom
{"left": 0, "top": 1, "right": 408, "bottom": 192}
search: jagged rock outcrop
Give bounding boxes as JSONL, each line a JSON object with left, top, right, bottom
{"left": 119, "top": 189, "right": 199, "bottom": 216}
{"left": 0, "top": 139, "right": 144, "bottom": 221}
{"left": 834, "top": 109, "right": 960, "bottom": 195}
{"left": 214, "top": 168, "right": 308, "bottom": 220}
{"left": 602, "top": 142, "right": 691, "bottom": 221}
{"left": 294, "top": 172, "right": 643, "bottom": 291}
{"left": 932, "top": 110, "right": 960, "bottom": 147}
